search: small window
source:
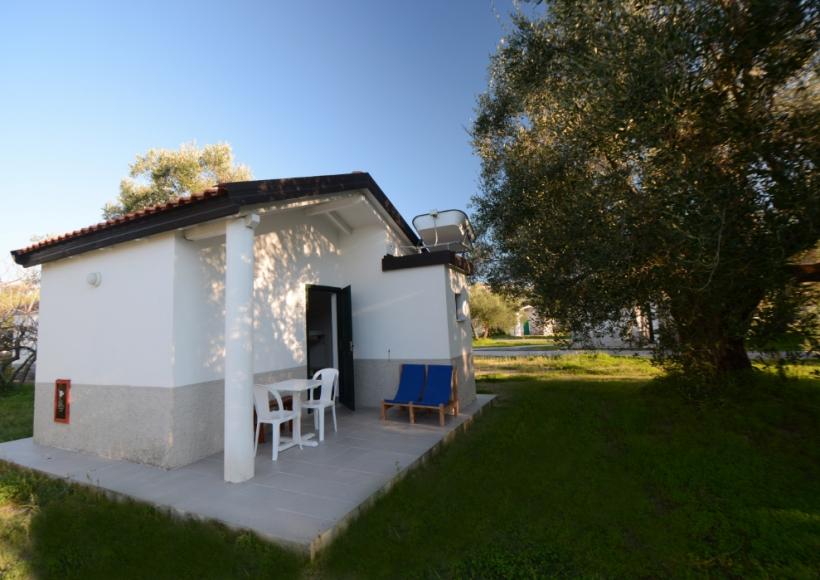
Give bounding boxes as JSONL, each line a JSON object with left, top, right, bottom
{"left": 455, "top": 292, "right": 468, "bottom": 322}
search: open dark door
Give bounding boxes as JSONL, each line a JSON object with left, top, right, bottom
{"left": 306, "top": 284, "right": 355, "bottom": 411}
{"left": 337, "top": 285, "right": 355, "bottom": 410}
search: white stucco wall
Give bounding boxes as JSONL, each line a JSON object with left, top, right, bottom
{"left": 170, "top": 209, "right": 456, "bottom": 387}
{"left": 172, "top": 233, "right": 227, "bottom": 386}
{"left": 252, "top": 212, "right": 344, "bottom": 375}
{"left": 172, "top": 210, "right": 348, "bottom": 387}
{"left": 35, "top": 203, "right": 469, "bottom": 393}
{"left": 339, "top": 226, "right": 451, "bottom": 361}
{"left": 37, "top": 234, "right": 176, "bottom": 387}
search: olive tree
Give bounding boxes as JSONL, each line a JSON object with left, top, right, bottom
{"left": 0, "top": 271, "right": 39, "bottom": 389}
{"left": 469, "top": 284, "right": 518, "bottom": 338}
{"left": 103, "top": 142, "right": 252, "bottom": 219}
{"left": 472, "top": 0, "right": 819, "bottom": 378}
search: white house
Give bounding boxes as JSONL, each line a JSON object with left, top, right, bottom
{"left": 570, "top": 307, "right": 656, "bottom": 348}
{"left": 11, "top": 172, "right": 475, "bottom": 483}
{"left": 513, "top": 305, "right": 556, "bottom": 337}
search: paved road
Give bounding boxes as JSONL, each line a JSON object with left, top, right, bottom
{"left": 474, "top": 347, "right": 652, "bottom": 358}
{"left": 473, "top": 347, "right": 813, "bottom": 359}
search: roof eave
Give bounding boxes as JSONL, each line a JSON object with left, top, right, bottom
{"left": 11, "top": 172, "right": 422, "bottom": 267}
{"left": 12, "top": 196, "right": 240, "bottom": 267}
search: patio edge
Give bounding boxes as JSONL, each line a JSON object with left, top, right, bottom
{"left": 0, "top": 394, "right": 496, "bottom": 559}
{"left": 0, "top": 454, "right": 314, "bottom": 555}
{"left": 306, "top": 393, "right": 497, "bottom": 559}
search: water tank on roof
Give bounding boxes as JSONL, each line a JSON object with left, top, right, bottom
{"left": 412, "top": 209, "right": 475, "bottom": 253}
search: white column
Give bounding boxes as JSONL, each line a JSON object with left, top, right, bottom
{"left": 223, "top": 213, "right": 259, "bottom": 483}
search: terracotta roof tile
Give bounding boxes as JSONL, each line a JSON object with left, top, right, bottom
{"left": 11, "top": 173, "right": 421, "bottom": 267}
{"left": 14, "top": 187, "right": 225, "bottom": 255}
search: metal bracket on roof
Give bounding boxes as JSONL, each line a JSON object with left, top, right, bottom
{"left": 303, "top": 194, "right": 364, "bottom": 216}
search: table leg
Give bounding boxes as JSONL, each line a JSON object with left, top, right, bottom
{"left": 293, "top": 393, "right": 302, "bottom": 446}
{"left": 292, "top": 391, "right": 318, "bottom": 448}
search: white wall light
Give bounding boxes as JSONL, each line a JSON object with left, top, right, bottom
{"left": 243, "top": 213, "right": 260, "bottom": 229}
{"left": 86, "top": 272, "right": 102, "bottom": 287}
{"left": 455, "top": 292, "right": 468, "bottom": 322}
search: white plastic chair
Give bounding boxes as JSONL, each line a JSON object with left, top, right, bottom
{"left": 253, "top": 386, "right": 298, "bottom": 461}
{"left": 302, "top": 368, "right": 339, "bottom": 442}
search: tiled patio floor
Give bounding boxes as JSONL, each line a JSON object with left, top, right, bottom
{"left": 0, "top": 394, "right": 494, "bottom": 554}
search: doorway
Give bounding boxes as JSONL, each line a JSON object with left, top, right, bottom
{"left": 306, "top": 289, "right": 338, "bottom": 375}
{"left": 306, "top": 285, "right": 355, "bottom": 410}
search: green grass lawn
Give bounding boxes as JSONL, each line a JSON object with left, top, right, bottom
{"left": 0, "top": 385, "right": 34, "bottom": 443}
{"left": 473, "top": 334, "right": 567, "bottom": 349}
{"left": 2, "top": 359, "right": 819, "bottom": 578}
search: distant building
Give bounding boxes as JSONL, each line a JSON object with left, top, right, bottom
{"left": 570, "top": 306, "right": 656, "bottom": 349}
{"left": 513, "top": 305, "right": 556, "bottom": 336}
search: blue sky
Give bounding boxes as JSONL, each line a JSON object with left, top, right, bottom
{"left": 0, "top": 0, "right": 532, "bottom": 274}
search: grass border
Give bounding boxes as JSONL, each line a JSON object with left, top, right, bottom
{"left": 0, "top": 456, "right": 313, "bottom": 555}
{"left": 0, "top": 395, "right": 496, "bottom": 561}
{"left": 307, "top": 394, "right": 496, "bottom": 559}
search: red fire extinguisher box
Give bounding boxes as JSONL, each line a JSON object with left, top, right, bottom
{"left": 54, "top": 379, "right": 70, "bottom": 423}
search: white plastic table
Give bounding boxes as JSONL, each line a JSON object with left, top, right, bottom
{"left": 259, "top": 378, "right": 322, "bottom": 451}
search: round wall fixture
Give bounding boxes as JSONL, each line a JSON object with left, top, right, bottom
{"left": 86, "top": 272, "right": 102, "bottom": 287}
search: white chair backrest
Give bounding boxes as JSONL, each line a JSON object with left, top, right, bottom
{"left": 312, "top": 368, "right": 339, "bottom": 402}
{"left": 254, "top": 386, "right": 285, "bottom": 421}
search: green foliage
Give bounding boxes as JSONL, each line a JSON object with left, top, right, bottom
{"left": 477, "top": 351, "right": 661, "bottom": 380}
{"left": 103, "top": 142, "right": 252, "bottom": 219}
{"left": 0, "top": 276, "right": 38, "bottom": 390}
{"left": 472, "top": 334, "right": 565, "bottom": 349}
{"left": 468, "top": 284, "right": 517, "bottom": 337}
{"left": 748, "top": 280, "right": 819, "bottom": 354}
{"left": 0, "top": 384, "right": 33, "bottom": 442}
{"left": 472, "top": 1, "right": 820, "bottom": 380}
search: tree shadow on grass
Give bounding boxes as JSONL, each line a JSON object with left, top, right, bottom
{"left": 318, "top": 371, "right": 820, "bottom": 578}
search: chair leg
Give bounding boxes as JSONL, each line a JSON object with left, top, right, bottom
{"left": 272, "top": 423, "right": 279, "bottom": 461}
{"left": 409, "top": 403, "right": 415, "bottom": 424}
{"left": 254, "top": 423, "right": 261, "bottom": 455}
{"left": 439, "top": 404, "right": 445, "bottom": 427}
{"left": 319, "top": 410, "right": 325, "bottom": 442}
{"left": 380, "top": 402, "right": 387, "bottom": 420}
{"left": 332, "top": 406, "right": 337, "bottom": 432}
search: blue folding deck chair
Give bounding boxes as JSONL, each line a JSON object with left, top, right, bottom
{"left": 409, "top": 364, "right": 458, "bottom": 426}
{"left": 380, "top": 364, "right": 425, "bottom": 421}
